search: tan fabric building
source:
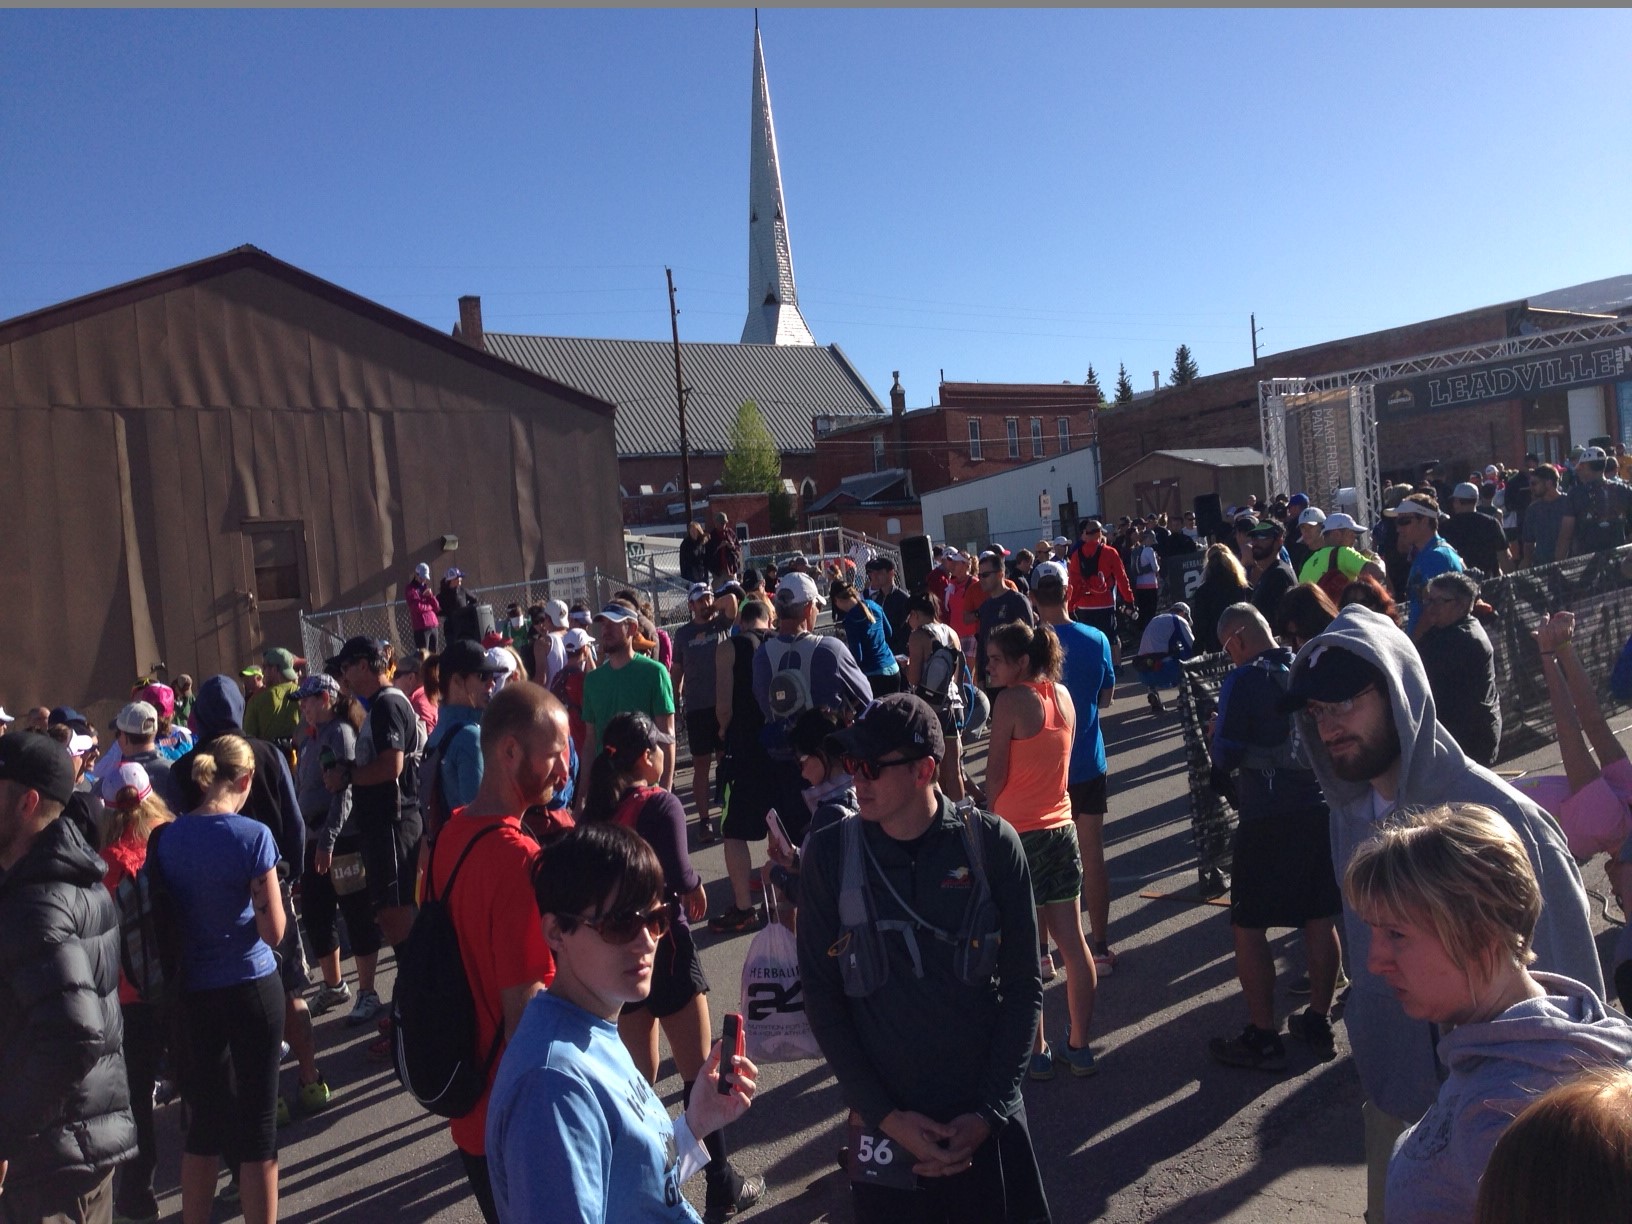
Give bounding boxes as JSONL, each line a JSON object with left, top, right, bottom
{"left": 1098, "top": 447, "right": 1267, "bottom": 523}
{"left": 0, "top": 246, "right": 622, "bottom": 717}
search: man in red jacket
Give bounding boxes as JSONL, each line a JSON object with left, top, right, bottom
{"left": 1066, "top": 519, "right": 1134, "bottom": 669}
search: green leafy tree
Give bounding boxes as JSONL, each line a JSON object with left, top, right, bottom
{"left": 1170, "top": 344, "right": 1200, "bottom": 386}
{"left": 1113, "top": 363, "right": 1135, "bottom": 406}
{"left": 720, "top": 399, "right": 782, "bottom": 494}
{"left": 1085, "top": 365, "right": 1106, "bottom": 407}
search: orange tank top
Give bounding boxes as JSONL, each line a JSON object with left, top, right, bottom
{"left": 993, "top": 681, "right": 1072, "bottom": 834}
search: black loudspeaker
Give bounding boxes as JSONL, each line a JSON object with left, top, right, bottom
{"left": 1193, "top": 493, "right": 1225, "bottom": 539}
{"left": 899, "top": 534, "right": 934, "bottom": 595}
{"left": 449, "top": 602, "right": 496, "bottom": 645}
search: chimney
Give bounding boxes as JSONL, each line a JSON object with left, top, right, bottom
{"left": 889, "top": 371, "right": 906, "bottom": 417}
{"left": 457, "top": 295, "right": 484, "bottom": 350}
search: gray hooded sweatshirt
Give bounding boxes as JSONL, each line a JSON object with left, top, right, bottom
{"left": 1386, "top": 972, "right": 1632, "bottom": 1224}
{"left": 1291, "top": 606, "right": 1603, "bottom": 1120}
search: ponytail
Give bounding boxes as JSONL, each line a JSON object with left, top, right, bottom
{"left": 582, "top": 711, "right": 665, "bottom": 824}
{"left": 191, "top": 733, "right": 255, "bottom": 796}
{"left": 988, "top": 620, "right": 1063, "bottom": 682}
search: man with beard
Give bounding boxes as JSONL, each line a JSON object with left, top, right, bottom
{"left": 1285, "top": 606, "right": 1601, "bottom": 1224}
{"left": 435, "top": 682, "right": 570, "bottom": 1221}
{"left": 1245, "top": 520, "right": 1297, "bottom": 626}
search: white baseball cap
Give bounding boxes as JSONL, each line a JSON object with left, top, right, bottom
{"left": 542, "top": 599, "right": 570, "bottom": 627}
{"left": 775, "top": 572, "right": 823, "bottom": 609}
{"left": 562, "top": 628, "right": 593, "bottom": 652}
{"left": 1322, "top": 512, "right": 1362, "bottom": 533}
{"left": 1298, "top": 507, "right": 1327, "bottom": 527}
{"left": 485, "top": 647, "right": 518, "bottom": 676}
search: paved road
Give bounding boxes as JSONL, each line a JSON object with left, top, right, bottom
{"left": 138, "top": 681, "right": 1632, "bottom": 1223}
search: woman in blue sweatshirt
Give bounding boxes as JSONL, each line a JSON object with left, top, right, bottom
{"left": 1345, "top": 803, "right": 1632, "bottom": 1224}
{"left": 829, "top": 581, "right": 901, "bottom": 697}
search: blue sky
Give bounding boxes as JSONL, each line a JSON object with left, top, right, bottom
{"left": 4, "top": 8, "right": 1629, "bottom": 407}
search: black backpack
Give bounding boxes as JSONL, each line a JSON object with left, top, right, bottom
{"left": 391, "top": 822, "right": 508, "bottom": 1118}
{"left": 115, "top": 822, "right": 183, "bottom": 1007}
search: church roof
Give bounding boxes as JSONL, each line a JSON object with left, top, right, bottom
{"left": 481, "top": 332, "right": 884, "bottom": 457}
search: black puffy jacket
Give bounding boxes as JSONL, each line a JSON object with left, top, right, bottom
{"left": 0, "top": 813, "right": 136, "bottom": 1191}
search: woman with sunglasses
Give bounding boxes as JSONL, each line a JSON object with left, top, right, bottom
{"left": 487, "top": 823, "right": 757, "bottom": 1223}
{"left": 984, "top": 620, "right": 1099, "bottom": 1079}
{"left": 579, "top": 711, "right": 764, "bottom": 1222}
{"left": 1345, "top": 803, "right": 1632, "bottom": 1224}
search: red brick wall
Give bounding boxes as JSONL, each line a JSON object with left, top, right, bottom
{"left": 1377, "top": 399, "right": 1526, "bottom": 482}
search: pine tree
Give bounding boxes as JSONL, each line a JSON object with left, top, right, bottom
{"left": 720, "top": 399, "right": 782, "bottom": 494}
{"left": 1114, "top": 363, "right": 1135, "bottom": 406}
{"left": 1085, "top": 365, "right": 1105, "bottom": 407}
{"left": 1170, "top": 344, "right": 1200, "bottom": 386}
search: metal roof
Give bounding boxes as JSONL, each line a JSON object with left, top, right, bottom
{"left": 1527, "top": 274, "right": 1632, "bottom": 318}
{"left": 805, "top": 467, "right": 910, "bottom": 512}
{"left": 482, "top": 334, "right": 884, "bottom": 458}
{"left": 1152, "top": 447, "right": 1266, "bottom": 467}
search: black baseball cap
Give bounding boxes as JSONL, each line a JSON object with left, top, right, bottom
{"left": 1282, "top": 644, "right": 1388, "bottom": 712}
{"left": 826, "top": 693, "right": 945, "bottom": 764}
{"left": 0, "top": 731, "right": 77, "bottom": 806}
{"left": 331, "top": 636, "right": 387, "bottom": 669}
{"left": 441, "top": 638, "right": 504, "bottom": 677}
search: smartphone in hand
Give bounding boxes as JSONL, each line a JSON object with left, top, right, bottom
{"left": 766, "top": 808, "right": 793, "bottom": 859}
{"left": 719, "top": 1013, "right": 744, "bottom": 1094}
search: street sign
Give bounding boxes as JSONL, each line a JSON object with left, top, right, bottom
{"left": 1039, "top": 492, "right": 1053, "bottom": 521}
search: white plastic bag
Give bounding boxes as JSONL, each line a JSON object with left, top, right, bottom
{"left": 739, "top": 898, "right": 821, "bottom": 1063}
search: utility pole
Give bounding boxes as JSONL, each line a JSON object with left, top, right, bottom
{"left": 1251, "top": 313, "right": 1263, "bottom": 365}
{"left": 666, "top": 267, "right": 694, "bottom": 522}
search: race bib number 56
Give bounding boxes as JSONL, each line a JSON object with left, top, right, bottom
{"left": 846, "top": 1116, "right": 918, "bottom": 1190}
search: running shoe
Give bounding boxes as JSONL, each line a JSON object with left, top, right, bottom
{"left": 1059, "top": 1042, "right": 1098, "bottom": 1078}
{"left": 703, "top": 1169, "right": 767, "bottom": 1223}
{"left": 1027, "top": 1045, "right": 1056, "bottom": 1081}
{"left": 310, "top": 980, "right": 352, "bottom": 1016}
{"left": 345, "top": 988, "right": 384, "bottom": 1028}
{"left": 1287, "top": 1008, "right": 1336, "bottom": 1060}
{"left": 1209, "top": 1024, "right": 1287, "bottom": 1072}
{"left": 275, "top": 1096, "right": 291, "bottom": 1128}
{"left": 1092, "top": 944, "right": 1118, "bottom": 977}
{"left": 298, "top": 1075, "right": 335, "bottom": 1114}
{"left": 1039, "top": 951, "right": 1056, "bottom": 982}
{"left": 707, "top": 906, "right": 760, "bottom": 934}
{"left": 217, "top": 1176, "right": 240, "bottom": 1208}
{"left": 1147, "top": 690, "right": 1163, "bottom": 714}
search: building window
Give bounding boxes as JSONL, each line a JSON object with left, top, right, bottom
{"left": 814, "top": 416, "right": 833, "bottom": 437}
{"left": 1030, "top": 418, "right": 1044, "bottom": 458}
{"left": 885, "top": 517, "right": 902, "bottom": 535}
{"left": 873, "top": 434, "right": 885, "bottom": 472}
{"left": 800, "top": 477, "right": 817, "bottom": 503}
{"left": 968, "top": 419, "right": 982, "bottom": 460}
{"left": 662, "top": 481, "right": 678, "bottom": 494}
{"left": 243, "top": 523, "right": 304, "bottom": 604}
{"left": 1058, "top": 417, "right": 1071, "bottom": 452}
{"left": 1006, "top": 418, "right": 1019, "bottom": 458}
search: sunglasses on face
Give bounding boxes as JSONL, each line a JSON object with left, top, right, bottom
{"left": 568, "top": 905, "right": 671, "bottom": 945}
{"left": 843, "top": 754, "right": 923, "bottom": 781}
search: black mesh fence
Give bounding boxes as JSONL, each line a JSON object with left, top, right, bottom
{"left": 1176, "top": 544, "right": 1632, "bottom": 895}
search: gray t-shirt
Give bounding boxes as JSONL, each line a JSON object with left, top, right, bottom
{"left": 670, "top": 617, "right": 728, "bottom": 711}
{"left": 1521, "top": 495, "right": 1572, "bottom": 564}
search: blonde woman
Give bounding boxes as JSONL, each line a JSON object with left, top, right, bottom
{"left": 1345, "top": 804, "right": 1632, "bottom": 1224}
{"left": 152, "top": 735, "right": 287, "bottom": 1224}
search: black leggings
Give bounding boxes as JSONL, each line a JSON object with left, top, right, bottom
{"left": 180, "top": 973, "right": 285, "bottom": 1163}
{"left": 303, "top": 837, "right": 384, "bottom": 960}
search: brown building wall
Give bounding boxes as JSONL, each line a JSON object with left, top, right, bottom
{"left": 0, "top": 257, "right": 624, "bottom": 716}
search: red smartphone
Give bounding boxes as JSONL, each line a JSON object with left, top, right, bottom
{"left": 719, "top": 1013, "right": 744, "bottom": 1094}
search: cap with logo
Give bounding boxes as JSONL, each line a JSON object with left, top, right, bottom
{"left": 688, "top": 582, "right": 713, "bottom": 603}
{"left": 594, "top": 603, "right": 639, "bottom": 625}
{"left": 1282, "top": 642, "right": 1388, "bottom": 712}
{"left": 1579, "top": 445, "right": 1608, "bottom": 463}
{"left": 825, "top": 693, "right": 945, "bottom": 764}
{"left": 0, "top": 731, "right": 77, "bottom": 807}
{"left": 115, "top": 701, "right": 160, "bottom": 737}
{"left": 1298, "top": 507, "right": 1327, "bottom": 527}
{"left": 101, "top": 761, "right": 154, "bottom": 809}
{"left": 542, "top": 599, "right": 570, "bottom": 628}
{"left": 444, "top": 567, "right": 465, "bottom": 581}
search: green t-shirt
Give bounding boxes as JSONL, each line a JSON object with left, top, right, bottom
{"left": 1298, "top": 545, "right": 1369, "bottom": 587}
{"left": 580, "top": 654, "right": 676, "bottom": 742}
{"left": 243, "top": 680, "right": 302, "bottom": 744}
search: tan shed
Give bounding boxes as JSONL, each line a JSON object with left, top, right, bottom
{"left": 0, "top": 246, "right": 623, "bottom": 718}
{"left": 1098, "top": 447, "right": 1268, "bottom": 523}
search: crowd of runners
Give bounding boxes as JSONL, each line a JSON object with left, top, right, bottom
{"left": 3, "top": 451, "right": 1632, "bottom": 1224}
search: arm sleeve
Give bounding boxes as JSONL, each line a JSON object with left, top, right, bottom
{"left": 794, "top": 828, "right": 898, "bottom": 1127}
{"left": 981, "top": 819, "right": 1042, "bottom": 1120}
{"left": 492, "top": 1068, "right": 609, "bottom": 1224}
{"left": 0, "top": 901, "right": 106, "bottom": 1146}
{"left": 640, "top": 793, "right": 702, "bottom": 896}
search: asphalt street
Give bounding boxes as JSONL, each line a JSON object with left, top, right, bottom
{"left": 136, "top": 680, "right": 1632, "bottom": 1224}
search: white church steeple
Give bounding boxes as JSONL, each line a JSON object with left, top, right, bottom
{"left": 741, "top": 13, "right": 815, "bottom": 346}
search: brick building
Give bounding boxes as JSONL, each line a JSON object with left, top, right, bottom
{"left": 805, "top": 376, "right": 1103, "bottom": 541}
{"left": 1098, "top": 275, "right": 1632, "bottom": 505}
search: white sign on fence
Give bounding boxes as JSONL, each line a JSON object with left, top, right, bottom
{"left": 1039, "top": 492, "right": 1053, "bottom": 522}
{"left": 546, "top": 560, "right": 588, "bottom": 603}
